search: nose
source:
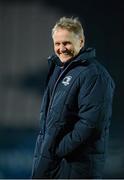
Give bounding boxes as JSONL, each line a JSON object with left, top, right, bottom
{"left": 60, "top": 44, "right": 66, "bottom": 52}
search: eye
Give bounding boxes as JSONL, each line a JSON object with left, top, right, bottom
{"left": 63, "top": 41, "right": 71, "bottom": 46}
{"left": 55, "top": 42, "right": 60, "bottom": 46}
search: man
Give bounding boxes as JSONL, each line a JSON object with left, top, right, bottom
{"left": 32, "top": 17, "right": 115, "bottom": 179}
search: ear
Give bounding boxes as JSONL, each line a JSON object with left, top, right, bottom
{"left": 80, "top": 37, "right": 85, "bottom": 48}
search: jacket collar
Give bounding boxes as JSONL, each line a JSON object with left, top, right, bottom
{"left": 74, "top": 47, "right": 96, "bottom": 62}
{"left": 46, "top": 48, "right": 96, "bottom": 86}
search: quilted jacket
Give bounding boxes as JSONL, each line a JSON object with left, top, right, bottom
{"left": 32, "top": 48, "right": 115, "bottom": 179}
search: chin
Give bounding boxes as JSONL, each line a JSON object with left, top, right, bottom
{"left": 59, "top": 56, "right": 73, "bottom": 63}
{"left": 60, "top": 58, "right": 71, "bottom": 63}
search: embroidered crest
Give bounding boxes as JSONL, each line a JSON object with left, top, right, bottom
{"left": 62, "top": 76, "right": 72, "bottom": 86}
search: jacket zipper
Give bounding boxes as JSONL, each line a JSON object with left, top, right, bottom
{"left": 43, "top": 61, "right": 73, "bottom": 134}
{"left": 47, "top": 63, "right": 71, "bottom": 116}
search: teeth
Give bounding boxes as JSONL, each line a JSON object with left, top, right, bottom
{"left": 63, "top": 53, "right": 68, "bottom": 55}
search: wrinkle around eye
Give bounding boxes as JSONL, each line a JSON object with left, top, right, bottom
{"left": 54, "top": 42, "right": 60, "bottom": 46}
{"left": 63, "top": 41, "right": 71, "bottom": 46}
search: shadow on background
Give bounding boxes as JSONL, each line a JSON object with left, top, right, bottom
{"left": 0, "top": 0, "right": 123, "bottom": 178}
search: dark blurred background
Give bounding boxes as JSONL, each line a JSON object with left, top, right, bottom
{"left": 0, "top": 0, "right": 123, "bottom": 178}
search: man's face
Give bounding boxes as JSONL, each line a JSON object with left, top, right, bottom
{"left": 53, "top": 28, "right": 84, "bottom": 63}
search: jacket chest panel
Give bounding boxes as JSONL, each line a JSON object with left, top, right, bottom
{"left": 49, "top": 67, "right": 83, "bottom": 113}
{"left": 51, "top": 66, "right": 84, "bottom": 94}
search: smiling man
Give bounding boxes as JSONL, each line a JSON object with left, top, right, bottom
{"left": 53, "top": 27, "right": 84, "bottom": 63}
{"left": 31, "top": 17, "right": 115, "bottom": 179}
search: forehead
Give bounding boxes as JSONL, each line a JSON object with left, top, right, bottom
{"left": 53, "top": 28, "right": 76, "bottom": 41}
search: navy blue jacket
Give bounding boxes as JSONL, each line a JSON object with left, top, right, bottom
{"left": 32, "top": 48, "right": 115, "bottom": 179}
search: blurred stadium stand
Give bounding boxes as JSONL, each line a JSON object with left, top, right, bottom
{"left": 0, "top": 0, "right": 124, "bottom": 178}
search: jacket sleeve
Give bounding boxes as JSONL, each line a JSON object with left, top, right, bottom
{"left": 56, "top": 72, "right": 114, "bottom": 158}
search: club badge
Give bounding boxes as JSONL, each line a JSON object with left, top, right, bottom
{"left": 62, "top": 76, "right": 72, "bottom": 86}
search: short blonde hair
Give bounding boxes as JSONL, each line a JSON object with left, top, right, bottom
{"left": 52, "top": 16, "right": 85, "bottom": 39}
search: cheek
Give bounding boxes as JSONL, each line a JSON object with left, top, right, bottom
{"left": 75, "top": 42, "right": 82, "bottom": 51}
{"left": 66, "top": 44, "right": 74, "bottom": 51}
{"left": 54, "top": 46, "right": 58, "bottom": 53}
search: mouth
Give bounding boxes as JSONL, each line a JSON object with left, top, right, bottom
{"left": 57, "top": 50, "right": 74, "bottom": 61}
{"left": 60, "top": 53, "right": 72, "bottom": 58}
{"left": 62, "top": 52, "right": 69, "bottom": 55}
{"left": 59, "top": 53, "right": 73, "bottom": 62}
{"left": 60, "top": 52, "right": 70, "bottom": 56}
{"left": 59, "top": 50, "right": 73, "bottom": 56}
